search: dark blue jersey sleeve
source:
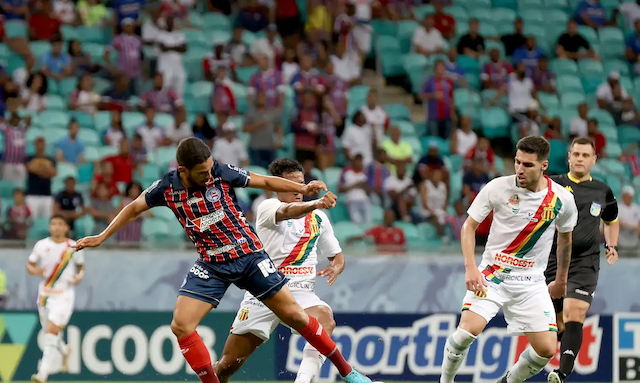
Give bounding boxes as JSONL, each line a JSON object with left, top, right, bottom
{"left": 144, "top": 178, "right": 168, "bottom": 207}
{"left": 214, "top": 163, "right": 251, "bottom": 188}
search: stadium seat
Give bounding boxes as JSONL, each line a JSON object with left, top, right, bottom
{"left": 55, "top": 162, "right": 78, "bottom": 181}
{"left": 46, "top": 95, "right": 65, "bottom": 111}
{"left": 203, "top": 13, "right": 231, "bottom": 32}
{"left": 142, "top": 218, "right": 171, "bottom": 242}
{"left": 28, "top": 218, "right": 50, "bottom": 240}
{"left": 588, "top": 109, "right": 616, "bottom": 126}
{"left": 560, "top": 92, "right": 586, "bottom": 109}
{"left": 332, "top": 221, "right": 365, "bottom": 244}
{"left": 548, "top": 139, "right": 569, "bottom": 174}
{"left": 557, "top": 75, "right": 584, "bottom": 94}
{"left": 371, "top": 19, "right": 398, "bottom": 37}
{"left": 577, "top": 26, "right": 598, "bottom": 45}
{"left": 383, "top": 104, "right": 411, "bottom": 121}
{"left": 77, "top": 128, "right": 101, "bottom": 147}
{"left": 578, "top": 59, "right": 604, "bottom": 77}
{"left": 97, "top": 145, "right": 118, "bottom": 159}
{"left": 394, "top": 221, "right": 420, "bottom": 242}
{"left": 30, "top": 41, "right": 51, "bottom": 58}
{"left": 324, "top": 167, "right": 342, "bottom": 193}
{"left": 75, "top": 215, "right": 96, "bottom": 238}
{"left": 605, "top": 143, "right": 623, "bottom": 159}
{"left": 0, "top": 180, "right": 17, "bottom": 199}
{"left": 537, "top": 92, "right": 560, "bottom": 109}
{"left": 603, "top": 59, "right": 631, "bottom": 76}
{"left": 480, "top": 107, "right": 510, "bottom": 138}
{"left": 422, "top": 136, "right": 450, "bottom": 156}
{"left": 35, "top": 111, "right": 70, "bottom": 129}
{"left": 599, "top": 124, "right": 618, "bottom": 142}
{"left": 618, "top": 125, "right": 640, "bottom": 146}
{"left": 122, "top": 112, "right": 146, "bottom": 136}
{"left": 184, "top": 30, "right": 208, "bottom": 50}
{"left": 5, "top": 20, "right": 27, "bottom": 38}
{"left": 412, "top": 4, "right": 434, "bottom": 20}
{"left": 599, "top": 158, "right": 626, "bottom": 177}
{"left": 417, "top": 222, "right": 440, "bottom": 241}
{"left": 492, "top": 8, "right": 516, "bottom": 24}
{"left": 545, "top": 9, "right": 569, "bottom": 26}
{"left": 153, "top": 146, "right": 178, "bottom": 169}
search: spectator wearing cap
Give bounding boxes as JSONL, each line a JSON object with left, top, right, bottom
{"left": 618, "top": 185, "right": 640, "bottom": 257}
{"left": 4, "top": 188, "right": 32, "bottom": 240}
{"left": 482, "top": 48, "right": 513, "bottom": 90}
{"left": 251, "top": 24, "right": 283, "bottom": 68}
{"left": 212, "top": 121, "right": 249, "bottom": 167}
{"left": 135, "top": 107, "right": 171, "bottom": 152}
{"left": 570, "top": 102, "right": 589, "bottom": 138}
{"left": 53, "top": 177, "right": 86, "bottom": 237}
{"left": 626, "top": 19, "right": 640, "bottom": 75}
{"left": 339, "top": 154, "right": 372, "bottom": 225}
{"left": 25, "top": 137, "right": 56, "bottom": 219}
{"left": 204, "top": 42, "right": 237, "bottom": 82}
{"left": 575, "top": 0, "right": 608, "bottom": 29}
{"left": 244, "top": 90, "right": 282, "bottom": 168}
{"left": 556, "top": 20, "right": 598, "bottom": 60}
{"left": 501, "top": 18, "right": 526, "bottom": 56}
{"left": 290, "top": 53, "right": 325, "bottom": 109}
{"left": 69, "top": 73, "right": 101, "bottom": 114}
{"left": 433, "top": 1, "right": 455, "bottom": 40}
{"left": 155, "top": 16, "right": 187, "bottom": 96}
{"left": 41, "top": 36, "right": 73, "bottom": 80}
{"left": 450, "top": 115, "right": 477, "bottom": 157}
{"left": 105, "top": 18, "right": 144, "bottom": 94}
{"left": 531, "top": 57, "right": 556, "bottom": 94}
{"left": 0, "top": 113, "right": 29, "bottom": 184}
{"left": 512, "top": 36, "right": 545, "bottom": 77}
{"left": 420, "top": 60, "right": 456, "bottom": 139}
{"left": 597, "top": 71, "right": 630, "bottom": 109}
{"left": 55, "top": 119, "right": 85, "bottom": 164}
{"left": 413, "top": 14, "right": 445, "bottom": 57}
{"left": 29, "top": 1, "right": 62, "bottom": 41}
{"left": 140, "top": 73, "right": 186, "bottom": 124}
{"left": 248, "top": 54, "right": 286, "bottom": 109}
{"left": 111, "top": 0, "right": 145, "bottom": 33}
{"left": 456, "top": 19, "right": 485, "bottom": 59}
{"left": 587, "top": 118, "right": 607, "bottom": 156}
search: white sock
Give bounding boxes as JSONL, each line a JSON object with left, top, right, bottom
{"left": 57, "top": 333, "right": 68, "bottom": 355}
{"left": 294, "top": 343, "right": 327, "bottom": 383}
{"left": 440, "top": 328, "right": 476, "bottom": 383}
{"left": 506, "top": 347, "right": 552, "bottom": 383}
{"left": 37, "top": 333, "right": 62, "bottom": 381}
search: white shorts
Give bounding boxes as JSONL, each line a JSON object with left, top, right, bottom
{"left": 37, "top": 290, "right": 75, "bottom": 328}
{"left": 461, "top": 279, "right": 557, "bottom": 335}
{"left": 230, "top": 289, "right": 330, "bottom": 342}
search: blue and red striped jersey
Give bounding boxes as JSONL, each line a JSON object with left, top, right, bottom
{"left": 144, "top": 162, "right": 263, "bottom": 262}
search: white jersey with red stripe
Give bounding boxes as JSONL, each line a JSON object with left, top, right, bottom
{"left": 468, "top": 175, "right": 577, "bottom": 282}
{"left": 28, "top": 237, "right": 85, "bottom": 298}
{"left": 254, "top": 198, "right": 341, "bottom": 289}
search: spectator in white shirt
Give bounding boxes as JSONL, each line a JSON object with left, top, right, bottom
{"left": 618, "top": 185, "right": 640, "bottom": 257}
{"left": 330, "top": 42, "right": 361, "bottom": 84}
{"left": 53, "top": 0, "right": 77, "bottom": 25}
{"left": 506, "top": 63, "right": 535, "bottom": 116}
{"left": 338, "top": 154, "right": 371, "bottom": 225}
{"left": 156, "top": 17, "right": 187, "bottom": 96}
{"left": 342, "top": 111, "right": 376, "bottom": 166}
{"left": 136, "top": 107, "right": 171, "bottom": 152}
{"left": 416, "top": 168, "right": 448, "bottom": 234}
{"left": 597, "top": 71, "right": 630, "bottom": 109}
{"left": 250, "top": 24, "right": 283, "bottom": 68}
{"left": 20, "top": 72, "right": 47, "bottom": 112}
{"left": 351, "top": 0, "right": 372, "bottom": 56}
{"left": 413, "top": 14, "right": 445, "bottom": 56}
{"left": 615, "top": 0, "right": 640, "bottom": 30}
{"left": 212, "top": 121, "right": 249, "bottom": 167}
{"left": 450, "top": 115, "right": 478, "bottom": 156}
{"left": 383, "top": 162, "right": 415, "bottom": 222}
{"left": 359, "top": 88, "right": 389, "bottom": 143}
{"left": 281, "top": 48, "right": 299, "bottom": 84}
{"left": 570, "top": 102, "right": 589, "bottom": 138}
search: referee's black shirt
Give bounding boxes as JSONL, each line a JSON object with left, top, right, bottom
{"left": 550, "top": 173, "right": 618, "bottom": 259}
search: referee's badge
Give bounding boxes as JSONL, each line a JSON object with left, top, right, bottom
{"left": 590, "top": 202, "right": 602, "bottom": 217}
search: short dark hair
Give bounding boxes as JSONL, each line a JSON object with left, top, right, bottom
{"left": 570, "top": 136, "right": 596, "bottom": 152}
{"left": 516, "top": 136, "right": 550, "bottom": 161}
{"left": 50, "top": 214, "right": 68, "bottom": 224}
{"left": 176, "top": 137, "right": 211, "bottom": 169}
{"left": 268, "top": 158, "right": 304, "bottom": 177}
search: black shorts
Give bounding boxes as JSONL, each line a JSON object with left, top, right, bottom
{"left": 545, "top": 254, "right": 599, "bottom": 313}
{"left": 178, "top": 251, "right": 287, "bottom": 307}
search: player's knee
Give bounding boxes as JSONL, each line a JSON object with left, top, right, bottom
{"left": 281, "top": 306, "right": 309, "bottom": 330}
{"left": 170, "top": 317, "right": 195, "bottom": 339}
{"left": 315, "top": 308, "right": 336, "bottom": 334}
{"left": 533, "top": 343, "right": 557, "bottom": 359}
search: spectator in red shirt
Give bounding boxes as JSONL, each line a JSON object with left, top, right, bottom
{"left": 349, "top": 210, "right": 407, "bottom": 253}
{"left": 91, "top": 160, "right": 120, "bottom": 198}
{"left": 104, "top": 138, "right": 136, "bottom": 184}
{"left": 433, "top": 0, "right": 456, "bottom": 40}
{"left": 29, "top": 0, "right": 61, "bottom": 41}
{"left": 587, "top": 118, "right": 607, "bottom": 156}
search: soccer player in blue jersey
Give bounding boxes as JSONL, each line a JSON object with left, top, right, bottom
{"left": 75, "top": 137, "right": 372, "bottom": 383}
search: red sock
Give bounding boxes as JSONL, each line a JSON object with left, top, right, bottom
{"left": 298, "top": 315, "right": 353, "bottom": 377}
{"left": 178, "top": 332, "right": 220, "bottom": 383}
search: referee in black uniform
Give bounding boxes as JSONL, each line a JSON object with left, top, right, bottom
{"left": 545, "top": 137, "right": 620, "bottom": 383}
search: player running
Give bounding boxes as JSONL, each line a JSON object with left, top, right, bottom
{"left": 27, "top": 214, "right": 85, "bottom": 383}
{"left": 74, "top": 137, "right": 372, "bottom": 383}
{"left": 545, "top": 137, "right": 619, "bottom": 383}
{"left": 439, "top": 136, "right": 578, "bottom": 383}
{"left": 216, "top": 158, "right": 343, "bottom": 383}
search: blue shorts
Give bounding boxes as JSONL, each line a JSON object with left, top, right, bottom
{"left": 178, "top": 251, "right": 287, "bottom": 307}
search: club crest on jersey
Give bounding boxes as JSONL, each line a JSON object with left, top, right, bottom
{"left": 590, "top": 201, "right": 601, "bottom": 217}
{"left": 206, "top": 187, "right": 222, "bottom": 203}
{"left": 238, "top": 308, "right": 249, "bottom": 321}
{"left": 541, "top": 204, "right": 556, "bottom": 221}
{"left": 508, "top": 194, "right": 520, "bottom": 214}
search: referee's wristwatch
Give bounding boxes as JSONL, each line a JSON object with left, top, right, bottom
{"left": 605, "top": 244, "right": 618, "bottom": 251}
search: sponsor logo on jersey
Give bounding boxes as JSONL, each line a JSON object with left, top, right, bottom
{"left": 590, "top": 202, "right": 602, "bottom": 217}
{"left": 614, "top": 313, "right": 640, "bottom": 382}
{"left": 494, "top": 253, "right": 535, "bottom": 268}
{"left": 186, "top": 197, "right": 203, "bottom": 205}
{"left": 508, "top": 194, "right": 520, "bottom": 214}
{"left": 278, "top": 266, "right": 315, "bottom": 276}
{"left": 206, "top": 238, "right": 247, "bottom": 256}
{"left": 186, "top": 210, "right": 225, "bottom": 230}
{"left": 205, "top": 187, "right": 222, "bottom": 203}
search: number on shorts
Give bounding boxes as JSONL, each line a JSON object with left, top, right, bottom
{"left": 257, "top": 259, "right": 276, "bottom": 277}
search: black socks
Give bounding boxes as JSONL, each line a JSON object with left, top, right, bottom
{"left": 559, "top": 321, "right": 583, "bottom": 377}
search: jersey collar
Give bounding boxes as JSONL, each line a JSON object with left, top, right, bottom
{"left": 172, "top": 171, "right": 186, "bottom": 190}
{"left": 567, "top": 172, "right": 592, "bottom": 183}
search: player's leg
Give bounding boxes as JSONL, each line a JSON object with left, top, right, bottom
{"left": 440, "top": 289, "right": 498, "bottom": 383}
{"left": 214, "top": 333, "right": 263, "bottom": 383}
{"left": 33, "top": 300, "right": 72, "bottom": 383}
{"left": 172, "top": 262, "right": 233, "bottom": 383}
{"left": 502, "top": 331, "right": 557, "bottom": 383}
{"left": 295, "top": 305, "right": 336, "bottom": 383}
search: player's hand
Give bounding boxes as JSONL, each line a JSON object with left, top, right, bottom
{"left": 301, "top": 180, "right": 328, "bottom": 196}
{"left": 605, "top": 246, "right": 619, "bottom": 265}
{"left": 73, "top": 235, "right": 105, "bottom": 251}
{"left": 69, "top": 274, "right": 84, "bottom": 286}
{"left": 34, "top": 268, "right": 45, "bottom": 278}
{"left": 314, "top": 192, "right": 338, "bottom": 210}
{"left": 548, "top": 280, "right": 566, "bottom": 299}
{"left": 465, "top": 267, "right": 488, "bottom": 293}
{"left": 317, "top": 259, "right": 344, "bottom": 286}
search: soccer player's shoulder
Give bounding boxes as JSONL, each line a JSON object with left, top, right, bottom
{"left": 313, "top": 208, "right": 331, "bottom": 223}
{"left": 256, "top": 198, "right": 284, "bottom": 217}
{"left": 485, "top": 174, "right": 515, "bottom": 191}
{"left": 589, "top": 178, "right": 613, "bottom": 193}
{"left": 552, "top": 179, "right": 576, "bottom": 204}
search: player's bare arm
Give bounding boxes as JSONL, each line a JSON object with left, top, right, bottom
{"left": 248, "top": 172, "right": 328, "bottom": 196}
{"left": 549, "top": 231, "right": 572, "bottom": 299}
{"left": 69, "top": 264, "right": 85, "bottom": 286}
{"left": 274, "top": 192, "right": 338, "bottom": 222}
{"left": 317, "top": 252, "right": 345, "bottom": 286}
{"left": 603, "top": 219, "right": 620, "bottom": 265}
{"left": 460, "top": 216, "right": 488, "bottom": 293}
{"left": 26, "top": 261, "right": 44, "bottom": 278}
{"left": 74, "top": 192, "right": 151, "bottom": 250}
